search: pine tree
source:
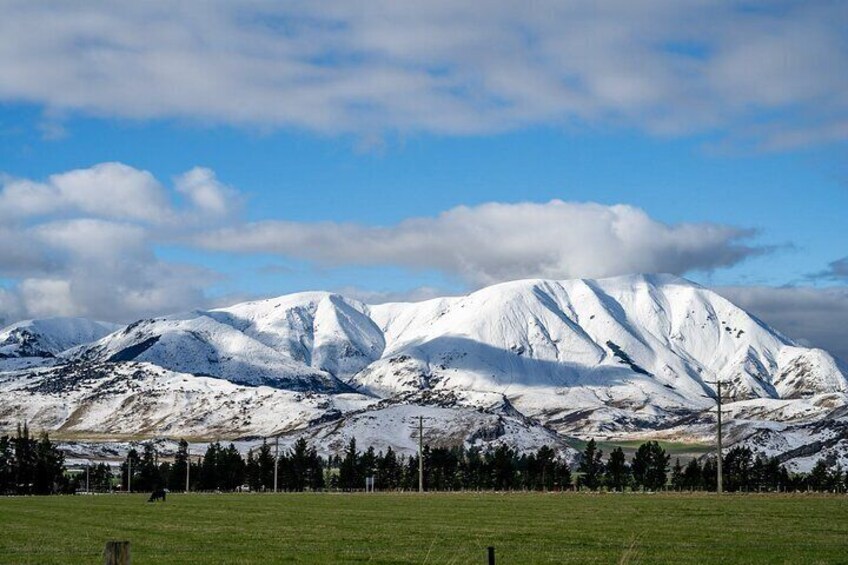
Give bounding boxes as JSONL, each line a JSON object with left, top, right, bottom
{"left": 120, "top": 448, "right": 141, "bottom": 492}
{"left": 0, "top": 435, "right": 12, "bottom": 494}
{"left": 13, "top": 424, "right": 38, "bottom": 494}
{"left": 220, "top": 443, "right": 246, "bottom": 490}
{"left": 631, "top": 441, "right": 669, "bottom": 491}
{"left": 361, "top": 446, "right": 378, "bottom": 488}
{"left": 244, "top": 449, "right": 255, "bottom": 490}
{"left": 489, "top": 444, "right": 517, "bottom": 490}
{"left": 723, "top": 446, "right": 753, "bottom": 492}
{"left": 289, "top": 438, "right": 311, "bottom": 491}
{"left": 91, "top": 462, "right": 113, "bottom": 492}
{"left": 535, "top": 446, "right": 556, "bottom": 491}
{"left": 377, "top": 447, "right": 401, "bottom": 490}
{"left": 682, "top": 458, "right": 702, "bottom": 490}
{"left": 256, "top": 440, "right": 275, "bottom": 490}
{"left": 339, "top": 438, "right": 360, "bottom": 490}
{"left": 33, "top": 433, "right": 66, "bottom": 494}
{"left": 136, "top": 442, "right": 161, "bottom": 491}
{"left": 168, "top": 439, "right": 190, "bottom": 491}
{"left": 808, "top": 459, "right": 831, "bottom": 492}
{"left": 578, "top": 439, "right": 604, "bottom": 490}
{"left": 701, "top": 457, "right": 718, "bottom": 491}
{"left": 555, "top": 459, "right": 573, "bottom": 491}
{"left": 200, "top": 442, "right": 222, "bottom": 490}
{"left": 604, "top": 447, "right": 630, "bottom": 491}
{"left": 670, "top": 458, "right": 684, "bottom": 491}
{"left": 306, "top": 444, "right": 324, "bottom": 491}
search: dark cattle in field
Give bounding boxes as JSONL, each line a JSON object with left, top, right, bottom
{"left": 148, "top": 488, "right": 168, "bottom": 502}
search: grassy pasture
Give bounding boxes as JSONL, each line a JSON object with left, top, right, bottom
{"left": 1, "top": 492, "right": 846, "bottom": 564}
{"left": 565, "top": 438, "right": 714, "bottom": 460}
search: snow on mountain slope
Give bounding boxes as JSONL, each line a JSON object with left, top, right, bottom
{"left": 274, "top": 401, "right": 578, "bottom": 460}
{"left": 70, "top": 292, "right": 383, "bottom": 392}
{"left": 0, "top": 361, "right": 377, "bottom": 437}
{"left": 773, "top": 347, "right": 848, "bottom": 398}
{"left": 0, "top": 317, "right": 119, "bottom": 358}
{"left": 0, "top": 318, "right": 120, "bottom": 371}
{"left": 357, "top": 274, "right": 847, "bottom": 435}
{"left": 2, "top": 274, "right": 846, "bottom": 464}
{"left": 209, "top": 292, "right": 384, "bottom": 380}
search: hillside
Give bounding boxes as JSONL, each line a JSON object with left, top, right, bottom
{"left": 1, "top": 274, "right": 845, "bottom": 468}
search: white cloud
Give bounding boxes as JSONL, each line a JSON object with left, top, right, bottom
{"left": 0, "top": 1, "right": 846, "bottom": 147}
{"left": 49, "top": 163, "right": 170, "bottom": 223}
{"left": 18, "top": 279, "right": 76, "bottom": 318}
{"left": 0, "top": 179, "right": 60, "bottom": 218}
{"left": 0, "top": 163, "right": 232, "bottom": 323}
{"left": 33, "top": 219, "right": 149, "bottom": 262}
{"left": 175, "top": 167, "right": 239, "bottom": 219}
{"left": 2, "top": 160, "right": 844, "bottom": 366}
{"left": 0, "top": 162, "right": 239, "bottom": 226}
{"left": 716, "top": 285, "right": 848, "bottom": 363}
{"left": 0, "top": 162, "right": 168, "bottom": 223}
{"left": 0, "top": 227, "right": 53, "bottom": 276}
{"left": 196, "top": 200, "right": 763, "bottom": 285}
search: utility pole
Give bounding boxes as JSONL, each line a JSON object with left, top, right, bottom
{"left": 86, "top": 461, "right": 90, "bottom": 493}
{"left": 127, "top": 455, "right": 132, "bottom": 493}
{"left": 418, "top": 415, "right": 424, "bottom": 493}
{"left": 185, "top": 447, "right": 191, "bottom": 493}
{"left": 274, "top": 436, "right": 279, "bottom": 494}
{"left": 716, "top": 380, "right": 723, "bottom": 495}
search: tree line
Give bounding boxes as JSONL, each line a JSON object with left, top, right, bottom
{"left": 3, "top": 424, "right": 847, "bottom": 494}
{"left": 117, "top": 437, "right": 848, "bottom": 494}
{"left": 0, "top": 424, "right": 69, "bottom": 494}
{"left": 577, "top": 439, "right": 848, "bottom": 493}
{"left": 116, "top": 438, "right": 326, "bottom": 492}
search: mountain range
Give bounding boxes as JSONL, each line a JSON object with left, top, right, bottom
{"left": 1, "top": 274, "right": 846, "bottom": 470}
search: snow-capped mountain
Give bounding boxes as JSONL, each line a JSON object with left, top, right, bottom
{"left": 359, "top": 274, "right": 847, "bottom": 435}
{"left": 0, "top": 318, "right": 120, "bottom": 371}
{"left": 1, "top": 274, "right": 845, "bottom": 466}
{"left": 67, "top": 292, "right": 385, "bottom": 392}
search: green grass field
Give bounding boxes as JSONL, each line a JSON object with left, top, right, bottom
{"left": 565, "top": 439, "right": 714, "bottom": 460}
{"left": 1, "top": 492, "right": 846, "bottom": 564}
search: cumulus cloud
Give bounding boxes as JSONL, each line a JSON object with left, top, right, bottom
{"left": 0, "top": 163, "right": 233, "bottom": 323}
{"left": 0, "top": 1, "right": 846, "bottom": 147}
{"left": 17, "top": 279, "right": 76, "bottom": 319}
{"left": 0, "top": 162, "right": 239, "bottom": 226}
{"left": 0, "top": 163, "right": 168, "bottom": 223}
{"left": 0, "top": 228, "right": 54, "bottom": 277}
{"left": 175, "top": 167, "right": 240, "bottom": 219}
{"left": 716, "top": 285, "right": 848, "bottom": 363}
{"left": 195, "top": 201, "right": 763, "bottom": 285}
{"left": 3, "top": 160, "right": 843, "bottom": 363}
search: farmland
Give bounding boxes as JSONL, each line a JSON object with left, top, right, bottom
{"left": 1, "top": 492, "right": 846, "bottom": 564}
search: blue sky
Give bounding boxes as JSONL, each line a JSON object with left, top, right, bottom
{"left": 0, "top": 1, "right": 846, "bottom": 358}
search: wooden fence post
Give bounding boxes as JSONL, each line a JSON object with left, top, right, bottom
{"left": 104, "top": 541, "right": 131, "bottom": 565}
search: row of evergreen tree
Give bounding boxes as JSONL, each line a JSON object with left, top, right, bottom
{"left": 576, "top": 439, "right": 847, "bottom": 492}
{"left": 114, "top": 437, "right": 848, "bottom": 494}
{"left": 3, "top": 423, "right": 847, "bottom": 494}
{"left": 0, "top": 425, "right": 69, "bottom": 494}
